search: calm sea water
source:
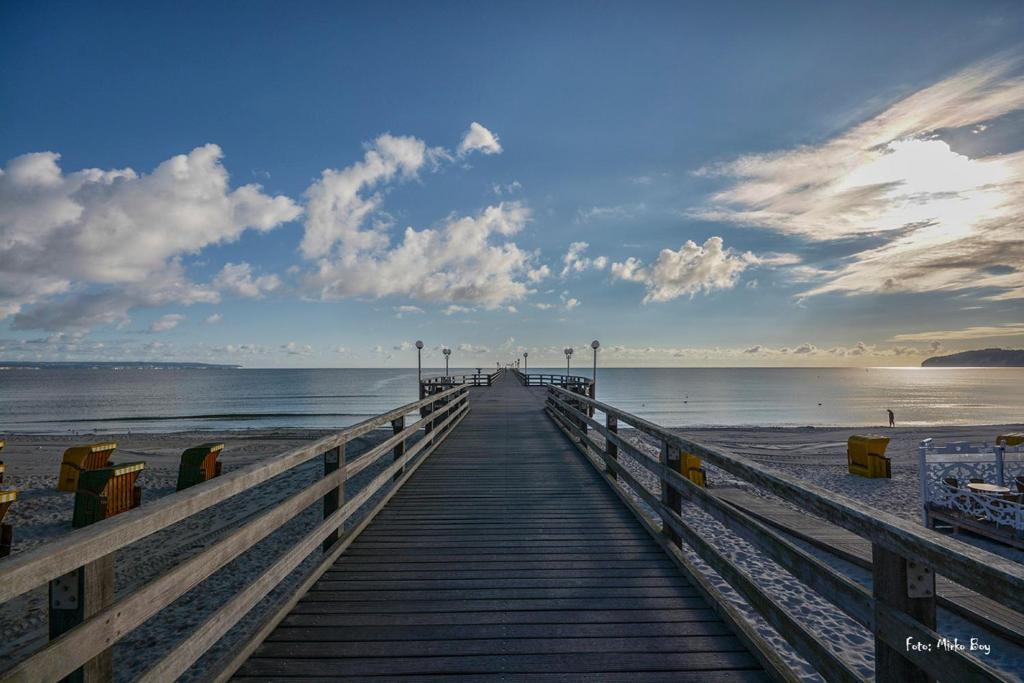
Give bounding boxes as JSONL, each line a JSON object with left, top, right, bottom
{"left": 0, "top": 366, "right": 1021, "bottom": 433}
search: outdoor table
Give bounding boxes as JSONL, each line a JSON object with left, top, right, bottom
{"left": 967, "top": 482, "right": 1011, "bottom": 494}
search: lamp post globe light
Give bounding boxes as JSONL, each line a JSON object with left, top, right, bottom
{"left": 523, "top": 351, "right": 528, "bottom": 373}
{"left": 415, "top": 340, "right": 424, "bottom": 385}
{"left": 443, "top": 347, "right": 451, "bottom": 376}
{"left": 564, "top": 347, "right": 573, "bottom": 376}
{"left": 591, "top": 339, "right": 600, "bottom": 384}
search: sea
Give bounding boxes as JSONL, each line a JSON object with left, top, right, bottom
{"left": 0, "top": 366, "right": 1021, "bottom": 433}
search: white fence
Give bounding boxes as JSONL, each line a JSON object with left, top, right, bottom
{"left": 919, "top": 439, "right": 1024, "bottom": 536}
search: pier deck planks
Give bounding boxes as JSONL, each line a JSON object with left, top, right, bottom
{"left": 234, "top": 374, "right": 768, "bottom": 681}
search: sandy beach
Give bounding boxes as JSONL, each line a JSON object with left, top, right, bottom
{"left": 3, "top": 421, "right": 1023, "bottom": 680}
{"left": 0, "top": 427, "right": 397, "bottom": 680}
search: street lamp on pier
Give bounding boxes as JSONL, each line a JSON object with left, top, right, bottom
{"left": 443, "top": 347, "right": 451, "bottom": 376}
{"left": 415, "top": 340, "right": 424, "bottom": 387}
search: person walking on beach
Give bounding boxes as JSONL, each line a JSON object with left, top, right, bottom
{"left": 887, "top": 408, "right": 895, "bottom": 428}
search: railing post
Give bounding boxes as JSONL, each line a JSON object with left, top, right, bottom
{"left": 661, "top": 441, "right": 682, "bottom": 547}
{"left": 996, "top": 445, "right": 1006, "bottom": 487}
{"left": 872, "top": 544, "right": 935, "bottom": 683}
{"left": 607, "top": 415, "right": 618, "bottom": 481}
{"left": 49, "top": 559, "right": 115, "bottom": 682}
{"left": 392, "top": 417, "right": 406, "bottom": 481}
{"left": 322, "top": 445, "right": 345, "bottom": 551}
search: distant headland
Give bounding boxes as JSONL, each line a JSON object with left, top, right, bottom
{"left": 0, "top": 361, "right": 241, "bottom": 370}
{"left": 921, "top": 348, "right": 1024, "bottom": 367}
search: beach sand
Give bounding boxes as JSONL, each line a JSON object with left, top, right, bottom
{"left": 2, "top": 422, "right": 1022, "bottom": 679}
{"left": 0, "top": 427, "right": 397, "bottom": 680}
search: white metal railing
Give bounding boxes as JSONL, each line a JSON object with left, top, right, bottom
{"left": 919, "top": 438, "right": 1024, "bottom": 533}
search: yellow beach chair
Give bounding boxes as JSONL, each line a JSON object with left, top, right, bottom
{"left": 1, "top": 489, "right": 16, "bottom": 557}
{"left": 848, "top": 435, "right": 891, "bottom": 478}
{"left": 57, "top": 442, "right": 117, "bottom": 492}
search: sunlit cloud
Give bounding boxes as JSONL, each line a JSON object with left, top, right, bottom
{"left": 693, "top": 54, "right": 1024, "bottom": 301}
{"left": 891, "top": 324, "right": 1024, "bottom": 342}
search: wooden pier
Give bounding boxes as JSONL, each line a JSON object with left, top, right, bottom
{"left": 3, "top": 368, "right": 1024, "bottom": 682}
{"left": 235, "top": 373, "right": 766, "bottom": 680}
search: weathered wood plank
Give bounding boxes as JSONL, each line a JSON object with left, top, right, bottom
{"left": 232, "top": 373, "right": 766, "bottom": 681}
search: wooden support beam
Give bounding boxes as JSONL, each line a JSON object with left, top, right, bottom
{"left": 322, "top": 446, "right": 345, "bottom": 553}
{"left": 48, "top": 555, "right": 114, "bottom": 682}
{"left": 606, "top": 415, "right": 618, "bottom": 481}
{"left": 873, "top": 544, "right": 936, "bottom": 683}
{"left": 661, "top": 442, "right": 682, "bottom": 547}
{"left": 391, "top": 417, "right": 406, "bottom": 481}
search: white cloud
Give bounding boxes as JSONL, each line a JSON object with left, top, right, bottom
{"left": 458, "top": 122, "right": 502, "bottom": 156}
{"left": 281, "top": 341, "right": 313, "bottom": 355}
{"left": 610, "top": 236, "right": 755, "bottom": 303}
{"left": 205, "top": 313, "right": 223, "bottom": 325}
{"left": 0, "top": 145, "right": 300, "bottom": 330}
{"left": 560, "top": 241, "right": 609, "bottom": 277}
{"left": 457, "top": 343, "right": 489, "bottom": 354}
{"left": 305, "top": 202, "right": 539, "bottom": 308}
{"left": 575, "top": 203, "right": 645, "bottom": 224}
{"left": 394, "top": 305, "right": 424, "bottom": 317}
{"left": 444, "top": 305, "right": 472, "bottom": 315}
{"left": 149, "top": 313, "right": 185, "bottom": 333}
{"left": 217, "top": 262, "right": 281, "bottom": 299}
{"left": 527, "top": 264, "right": 551, "bottom": 283}
{"left": 301, "top": 134, "right": 431, "bottom": 259}
{"left": 491, "top": 180, "right": 522, "bottom": 196}
{"left": 694, "top": 55, "right": 1024, "bottom": 301}
{"left": 891, "top": 324, "right": 1024, "bottom": 342}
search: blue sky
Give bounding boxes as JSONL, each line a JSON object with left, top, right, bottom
{"left": 1, "top": 1, "right": 1023, "bottom": 367}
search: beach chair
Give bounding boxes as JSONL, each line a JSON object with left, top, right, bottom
{"left": 72, "top": 462, "right": 144, "bottom": 528}
{"left": 0, "top": 489, "right": 16, "bottom": 557}
{"left": 997, "top": 433, "right": 1024, "bottom": 446}
{"left": 847, "top": 435, "right": 891, "bottom": 478}
{"left": 683, "top": 452, "right": 707, "bottom": 487}
{"left": 176, "top": 442, "right": 224, "bottom": 491}
{"left": 57, "top": 442, "right": 117, "bottom": 492}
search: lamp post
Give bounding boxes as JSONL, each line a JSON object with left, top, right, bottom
{"left": 564, "top": 347, "right": 573, "bottom": 376}
{"left": 591, "top": 339, "right": 600, "bottom": 385}
{"left": 443, "top": 347, "right": 451, "bottom": 376}
{"left": 415, "top": 340, "right": 424, "bottom": 388}
{"left": 523, "top": 352, "right": 528, "bottom": 373}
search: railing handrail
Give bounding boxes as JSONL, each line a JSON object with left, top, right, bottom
{"left": 547, "top": 384, "right": 1024, "bottom": 609}
{"left": 514, "top": 370, "right": 594, "bottom": 388}
{"left": 1, "top": 384, "right": 471, "bottom": 682}
{"left": 0, "top": 383, "right": 466, "bottom": 605}
{"left": 544, "top": 384, "right": 1016, "bottom": 682}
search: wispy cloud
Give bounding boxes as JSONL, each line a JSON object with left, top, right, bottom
{"left": 891, "top": 324, "right": 1024, "bottom": 341}
{"left": 148, "top": 313, "right": 185, "bottom": 333}
{"left": 693, "top": 54, "right": 1024, "bottom": 301}
{"left": 560, "top": 241, "right": 608, "bottom": 277}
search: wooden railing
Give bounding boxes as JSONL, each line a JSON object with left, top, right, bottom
{"left": 514, "top": 369, "right": 594, "bottom": 392}
{"left": 420, "top": 368, "right": 503, "bottom": 394}
{"left": 544, "top": 384, "right": 1022, "bottom": 683}
{"left": 0, "top": 384, "right": 470, "bottom": 683}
